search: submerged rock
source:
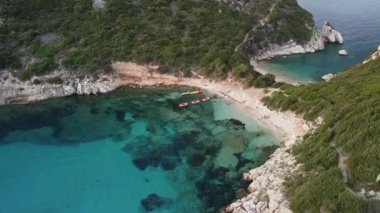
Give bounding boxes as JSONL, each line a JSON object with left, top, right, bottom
{"left": 140, "top": 193, "right": 166, "bottom": 212}
{"left": 114, "top": 110, "right": 125, "bottom": 122}
{"left": 187, "top": 154, "right": 206, "bottom": 167}
{"left": 172, "top": 131, "right": 199, "bottom": 151}
{"left": 226, "top": 119, "right": 245, "bottom": 130}
{"left": 132, "top": 158, "right": 149, "bottom": 170}
{"left": 160, "top": 157, "right": 177, "bottom": 171}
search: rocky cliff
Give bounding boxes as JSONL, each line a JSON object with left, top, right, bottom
{"left": 0, "top": 71, "right": 119, "bottom": 105}
{"left": 321, "top": 21, "right": 344, "bottom": 44}
{"left": 252, "top": 30, "right": 324, "bottom": 60}
{"left": 252, "top": 20, "right": 345, "bottom": 60}
{"left": 363, "top": 45, "right": 380, "bottom": 64}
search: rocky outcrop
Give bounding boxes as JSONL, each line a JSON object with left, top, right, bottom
{"left": 92, "top": 0, "right": 106, "bottom": 9}
{"left": 0, "top": 71, "right": 119, "bottom": 105}
{"left": 338, "top": 49, "right": 348, "bottom": 56}
{"left": 321, "top": 73, "right": 335, "bottom": 81}
{"left": 253, "top": 21, "right": 344, "bottom": 60}
{"left": 321, "top": 21, "right": 344, "bottom": 44}
{"left": 253, "top": 30, "right": 325, "bottom": 60}
{"left": 363, "top": 45, "right": 380, "bottom": 64}
{"left": 225, "top": 148, "right": 300, "bottom": 213}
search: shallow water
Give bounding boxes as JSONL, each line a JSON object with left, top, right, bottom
{"left": 0, "top": 87, "right": 277, "bottom": 212}
{"left": 263, "top": 0, "right": 380, "bottom": 82}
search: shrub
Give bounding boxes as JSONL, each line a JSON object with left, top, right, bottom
{"left": 18, "top": 58, "right": 56, "bottom": 80}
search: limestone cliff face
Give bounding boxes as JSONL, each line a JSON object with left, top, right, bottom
{"left": 321, "top": 21, "right": 344, "bottom": 43}
{"left": 363, "top": 45, "right": 380, "bottom": 64}
{"left": 252, "top": 20, "right": 345, "bottom": 60}
{"left": 0, "top": 71, "right": 119, "bottom": 105}
{"left": 243, "top": 0, "right": 325, "bottom": 60}
{"left": 253, "top": 29, "right": 324, "bottom": 60}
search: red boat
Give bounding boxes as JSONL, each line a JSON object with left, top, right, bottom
{"left": 191, "top": 100, "right": 200, "bottom": 104}
{"left": 201, "top": 96, "right": 210, "bottom": 102}
{"left": 178, "top": 102, "right": 188, "bottom": 108}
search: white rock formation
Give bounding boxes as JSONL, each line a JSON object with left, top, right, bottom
{"left": 0, "top": 71, "right": 119, "bottom": 105}
{"left": 92, "top": 0, "right": 106, "bottom": 9}
{"left": 254, "top": 30, "right": 325, "bottom": 60}
{"left": 321, "top": 21, "right": 344, "bottom": 44}
{"left": 363, "top": 45, "right": 380, "bottom": 64}
{"left": 321, "top": 73, "right": 335, "bottom": 81}
{"left": 225, "top": 148, "right": 300, "bottom": 213}
{"left": 338, "top": 49, "right": 348, "bottom": 56}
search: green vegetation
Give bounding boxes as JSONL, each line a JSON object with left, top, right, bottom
{"left": 268, "top": 0, "right": 313, "bottom": 44}
{"left": 1, "top": 0, "right": 258, "bottom": 81}
{"left": 247, "top": 0, "right": 314, "bottom": 55}
{"left": 17, "top": 58, "right": 57, "bottom": 81}
{"left": 1, "top": 0, "right": 313, "bottom": 84}
{"left": 263, "top": 58, "right": 380, "bottom": 212}
{"left": 46, "top": 76, "right": 63, "bottom": 84}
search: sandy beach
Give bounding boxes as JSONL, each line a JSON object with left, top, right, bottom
{"left": 112, "top": 62, "right": 312, "bottom": 212}
{"left": 112, "top": 62, "right": 309, "bottom": 147}
{"left": 251, "top": 60, "right": 301, "bottom": 86}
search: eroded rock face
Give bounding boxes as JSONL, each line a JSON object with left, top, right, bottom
{"left": 363, "top": 45, "right": 380, "bottom": 64}
{"left": 0, "top": 71, "right": 119, "bottom": 105}
{"left": 224, "top": 148, "right": 300, "bottom": 213}
{"left": 253, "top": 30, "right": 325, "bottom": 60}
{"left": 321, "top": 21, "right": 344, "bottom": 44}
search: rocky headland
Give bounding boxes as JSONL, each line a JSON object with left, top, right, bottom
{"left": 321, "top": 21, "right": 344, "bottom": 44}
{"left": 253, "top": 21, "right": 344, "bottom": 60}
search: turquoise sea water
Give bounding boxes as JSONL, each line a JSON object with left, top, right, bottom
{"left": 262, "top": 0, "right": 380, "bottom": 82}
{"left": 0, "top": 87, "right": 277, "bottom": 212}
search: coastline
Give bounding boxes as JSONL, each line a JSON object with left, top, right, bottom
{"left": 111, "top": 62, "right": 311, "bottom": 212}
{"left": 251, "top": 60, "right": 304, "bottom": 86}
{"left": 0, "top": 62, "right": 310, "bottom": 212}
{"left": 112, "top": 62, "right": 309, "bottom": 145}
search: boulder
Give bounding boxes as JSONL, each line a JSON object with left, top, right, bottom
{"left": 338, "top": 49, "right": 348, "bottom": 56}
{"left": 321, "top": 73, "right": 335, "bottom": 82}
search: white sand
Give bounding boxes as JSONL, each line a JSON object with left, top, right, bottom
{"left": 251, "top": 60, "right": 300, "bottom": 86}
{"left": 112, "top": 62, "right": 309, "bottom": 146}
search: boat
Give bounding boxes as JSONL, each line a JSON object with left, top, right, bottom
{"left": 189, "top": 90, "right": 202, "bottom": 95}
{"left": 190, "top": 100, "right": 200, "bottom": 104}
{"left": 201, "top": 96, "right": 210, "bottom": 102}
{"left": 180, "top": 90, "right": 202, "bottom": 96}
{"left": 178, "top": 102, "right": 188, "bottom": 108}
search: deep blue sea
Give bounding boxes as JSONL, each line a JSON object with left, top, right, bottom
{"left": 0, "top": 87, "right": 277, "bottom": 212}
{"left": 261, "top": 0, "right": 380, "bottom": 82}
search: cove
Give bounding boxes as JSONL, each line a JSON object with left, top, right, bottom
{"left": 0, "top": 87, "right": 278, "bottom": 212}
{"left": 262, "top": 0, "right": 380, "bottom": 82}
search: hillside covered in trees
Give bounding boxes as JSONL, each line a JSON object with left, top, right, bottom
{"left": 263, "top": 53, "right": 380, "bottom": 212}
{"left": 1, "top": 0, "right": 313, "bottom": 87}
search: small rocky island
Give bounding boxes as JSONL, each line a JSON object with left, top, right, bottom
{"left": 321, "top": 21, "right": 344, "bottom": 44}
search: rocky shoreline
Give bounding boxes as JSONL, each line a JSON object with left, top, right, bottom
{"left": 0, "top": 71, "right": 120, "bottom": 105}
{"left": 254, "top": 21, "right": 343, "bottom": 61}
{"left": 0, "top": 62, "right": 311, "bottom": 213}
